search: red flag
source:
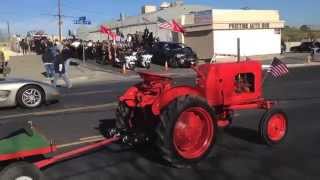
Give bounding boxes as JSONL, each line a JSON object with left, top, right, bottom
{"left": 99, "top": 25, "right": 117, "bottom": 40}
{"left": 172, "top": 20, "right": 185, "bottom": 34}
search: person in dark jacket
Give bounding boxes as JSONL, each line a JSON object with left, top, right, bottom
{"left": 53, "top": 46, "right": 72, "bottom": 88}
{"left": 42, "top": 42, "right": 55, "bottom": 79}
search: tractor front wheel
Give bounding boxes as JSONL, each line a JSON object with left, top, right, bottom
{"left": 156, "top": 96, "right": 217, "bottom": 167}
{"left": 0, "top": 162, "right": 45, "bottom": 180}
{"left": 259, "top": 108, "right": 288, "bottom": 146}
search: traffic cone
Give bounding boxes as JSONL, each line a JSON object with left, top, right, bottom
{"left": 165, "top": 61, "right": 169, "bottom": 71}
{"left": 306, "top": 55, "right": 312, "bottom": 64}
{"left": 121, "top": 64, "right": 126, "bottom": 74}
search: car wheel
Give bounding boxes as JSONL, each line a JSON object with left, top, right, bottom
{"left": 145, "top": 62, "right": 151, "bottom": 69}
{"left": 169, "top": 58, "right": 179, "bottom": 68}
{"left": 17, "top": 85, "right": 44, "bottom": 108}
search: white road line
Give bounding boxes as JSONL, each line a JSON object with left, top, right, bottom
{"left": 79, "top": 135, "right": 104, "bottom": 141}
{"left": 63, "top": 90, "right": 114, "bottom": 97}
{"left": 57, "top": 137, "right": 106, "bottom": 148}
{"left": 0, "top": 102, "right": 118, "bottom": 120}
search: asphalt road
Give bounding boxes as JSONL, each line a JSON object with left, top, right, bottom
{"left": 0, "top": 66, "right": 320, "bottom": 180}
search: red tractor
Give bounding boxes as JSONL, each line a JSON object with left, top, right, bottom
{"left": 114, "top": 60, "right": 288, "bottom": 167}
{"left": 0, "top": 60, "right": 288, "bottom": 179}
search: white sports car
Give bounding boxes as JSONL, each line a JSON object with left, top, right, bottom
{"left": 0, "top": 78, "right": 60, "bottom": 108}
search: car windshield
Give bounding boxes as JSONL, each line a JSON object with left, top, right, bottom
{"left": 162, "top": 43, "right": 183, "bottom": 50}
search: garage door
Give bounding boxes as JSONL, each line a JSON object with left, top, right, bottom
{"left": 214, "top": 29, "right": 281, "bottom": 56}
{"left": 184, "top": 30, "right": 213, "bottom": 60}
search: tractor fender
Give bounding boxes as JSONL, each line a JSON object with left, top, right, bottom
{"left": 151, "top": 86, "right": 203, "bottom": 115}
{"left": 119, "top": 85, "right": 139, "bottom": 107}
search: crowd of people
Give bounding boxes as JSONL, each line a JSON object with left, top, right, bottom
{"left": 74, "top": 30, "right": 156, "bottom": 66}
{"left": 17, "top": 29, "right": 158, "bottom": 88}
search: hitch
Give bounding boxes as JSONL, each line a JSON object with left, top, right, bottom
{"left": 108, "top": 128, "right": 150, "bottom": 146}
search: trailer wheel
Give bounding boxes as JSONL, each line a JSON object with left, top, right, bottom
{"left": 0, "top": 162, "right": 45, "bottom": 180}
{"left": 259, "top": 108, "right": 288, "bottom": 146}
{"left": 156, "top": 96, "right": 217, "bottom": 167}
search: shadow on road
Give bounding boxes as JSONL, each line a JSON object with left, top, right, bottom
{"left": 224, "top": 126, "right": 264, "bottom": 145}
{"left": 97, "top": 118, "right": 172, "bottom": 167}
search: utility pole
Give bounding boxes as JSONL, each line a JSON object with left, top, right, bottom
{"left": 58, "top": 0, "right": 62, "bottom": 41}
{"left": 6, "top": 21, "right": 10, "bottom": 42}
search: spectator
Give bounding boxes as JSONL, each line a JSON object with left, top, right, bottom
{"left": 53, "top": 46, "right": 72, "bottom": 88}
{"left": 281, "top": 41, "right": 286, "bottom": 54}
{"left": 0, "top": 47, "right": 11, "bottom": 76}
{"left": 20, "top": 39, "right": 28, "bottom": 55}
{"left": 41, "top": 42, "right": 55, "bottom": 80}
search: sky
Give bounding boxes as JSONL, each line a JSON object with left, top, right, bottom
{"left": 0, "top": 0, "right": 319, "bottom": 36}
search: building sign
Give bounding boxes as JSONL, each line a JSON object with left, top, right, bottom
{"left": 194, "top": 10, "right": 212, "bottom": 25}
{"left": 229, "top": 23, "right": 270, "bottom": 30}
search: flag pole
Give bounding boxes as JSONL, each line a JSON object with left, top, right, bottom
{"left": 262, "top": 69, "right": 270, "bottom": 86}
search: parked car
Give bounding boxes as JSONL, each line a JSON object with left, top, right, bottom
{"left": 290, "top": 41, "right": 320, "bottom": 52}
{"left": 0, "top": 78, "right": 60, "bottom": 108}
{"left": 151, "top": 42, "right": 197, "bottom": 68}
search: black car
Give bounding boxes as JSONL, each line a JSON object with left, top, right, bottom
{"left": 290, "top": 41, "right": 320, "bottom": 52}
{"left": 151, "top": 42, "right": 197, "bottom": 68}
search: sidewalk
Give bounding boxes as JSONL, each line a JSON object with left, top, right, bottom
{"left": 212, "top": 53, "right": 314, "bottom": 65}
{"left": 6, "top": 55, "right": 132, "bottom": 86}
{"left": 5, "top": 53, "right": 320, "bottom": 86}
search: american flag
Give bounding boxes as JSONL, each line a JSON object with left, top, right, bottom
{"left": 269, "top": 57, "right": 289, "bottom": 77}
{"left": 157, "top": 17, "right": 173, "bottom": 30}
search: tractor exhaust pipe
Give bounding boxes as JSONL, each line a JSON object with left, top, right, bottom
{"left": 237, "top": 38, "right": 240, "bottom": 62}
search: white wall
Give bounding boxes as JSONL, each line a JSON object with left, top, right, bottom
{"left": 214, "top": 29, "right": 281, "bottom": 56}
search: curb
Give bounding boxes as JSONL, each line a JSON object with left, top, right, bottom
{"left": 262, "top": 62, "right": 320, "bottom": 70}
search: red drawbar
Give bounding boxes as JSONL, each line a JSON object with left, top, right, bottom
{"left": 0, "top": 146, "right": 57, "bottom": 161}
{"left": 34, "top": 137, "right": 119, "bottom": 169}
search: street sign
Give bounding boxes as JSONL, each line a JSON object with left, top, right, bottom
{"left": 74, "top": 16, "right": 92, "bottom": 25}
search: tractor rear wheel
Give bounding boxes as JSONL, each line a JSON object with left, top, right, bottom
{"left": 115, "top": 102, "right": 132, "bottom": 130}
{"left": 155, "top": 96, "right": 217, "bottom": 167}
{"left": 259, "top": 108, "right": 288, "bottom": 146}
{"left": 0, "top": 162, "right": 45, "bottom": 180}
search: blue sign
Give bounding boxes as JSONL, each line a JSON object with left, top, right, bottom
{"left": 74, "top": 16, "right": 92, "bottom": 25}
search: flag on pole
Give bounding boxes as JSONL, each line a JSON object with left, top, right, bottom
{"left": 172, "top": 20, "right": 185, "bottom": 33}
{"left": 269, "top": 57, "right": 289, "bottom": 77}
{"left": 99, "top": 25, "right": 116, "bottom": 40}
{"left": 157, "top": 17, "right": 173, "bottom": 30}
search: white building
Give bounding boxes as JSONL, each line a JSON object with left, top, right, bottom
{"left": 183, "top": 9, "right": 285, "bottom": 59}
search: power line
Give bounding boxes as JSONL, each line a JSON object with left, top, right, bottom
{"left": 61, "top": 1, "right": 110, "bottom": 16}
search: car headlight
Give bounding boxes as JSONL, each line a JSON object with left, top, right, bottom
{"left": 0, "top": 90, "right": 10, "bottom": 98}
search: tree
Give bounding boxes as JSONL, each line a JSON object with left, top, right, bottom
{"left": 300, "top": 25, "right": 311, "bottom": 31}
